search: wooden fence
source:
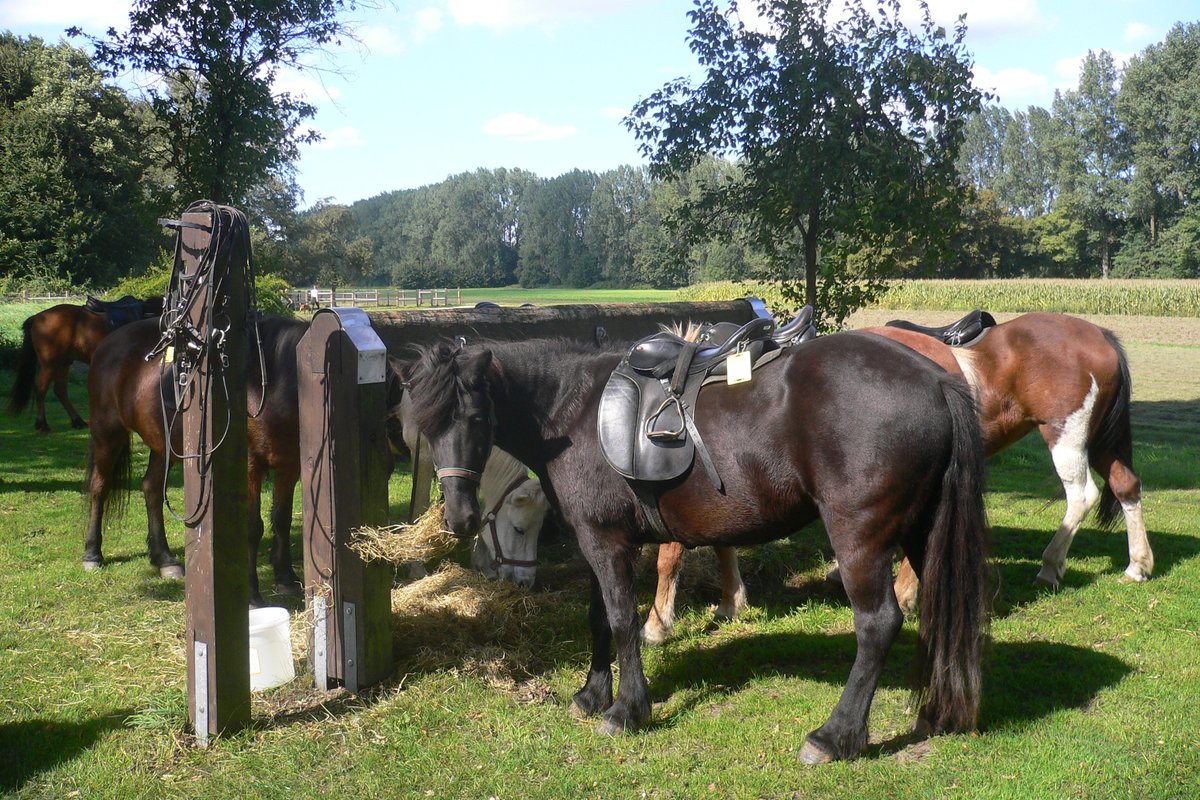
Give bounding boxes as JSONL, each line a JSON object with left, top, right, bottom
{"left": 288, "top": 288, "right": 461, "bottom": 309}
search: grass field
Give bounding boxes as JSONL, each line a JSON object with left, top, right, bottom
{"left": 1, "top": 295, "right": 1198, "bottom": 799}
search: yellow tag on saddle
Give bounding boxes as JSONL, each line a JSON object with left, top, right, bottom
{"left": 164, "top": 345, "right": 174, "bottom": 364}
{"left": 726, "top": 350, "right": 752, "bottom": 385}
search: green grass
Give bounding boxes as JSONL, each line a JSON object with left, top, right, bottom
{"left": 1, "top": 304, "right": 1198, "bottom": 799}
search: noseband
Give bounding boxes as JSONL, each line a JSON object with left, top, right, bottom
{"left": 436, "top": 466, "right": 482, "bottom": 483}
{"left": 483, "top": 475, "right": 538, "bottom": 571}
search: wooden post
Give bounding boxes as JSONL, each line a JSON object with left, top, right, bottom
{"left": 179, "top": 205, "right": 251, "bottom": 745}
{"left": 297, "top": 307, "right": 394, "bottom": 693}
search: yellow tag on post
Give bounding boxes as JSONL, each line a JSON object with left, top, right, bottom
{"left": 726, "top": 350, "right": 752, "bottom": 385}
{"left": 164, "top": 345, "right": 174, "bottom": 364}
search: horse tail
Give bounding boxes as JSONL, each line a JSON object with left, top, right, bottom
{"left": 82, "top": 435, "right": 133, "bottom": 520}
{"left": 7, "top": 316, "right": 38, "bottom": 415}
{"left": 917, "top": 376, "right": 990, "bottom": 734}
{"left": 1090, "top": 330, "right": 1134, "bottom": 531}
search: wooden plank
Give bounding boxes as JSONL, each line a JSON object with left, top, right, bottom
{"left": 298, "top": 308, "right": 394, "bottom": 692}
{"left": 181, "top": 206, "right": 251, "bottom": 742}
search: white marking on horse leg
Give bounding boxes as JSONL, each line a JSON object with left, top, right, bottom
{"left": 1122, "top": 500, "right": 1153, "bottom": 582}
{"left": 642, "top": 544, "right": 683, "bottom": 645}
{"left": 1036, "top": 379, "right": 1100, "bottom": 588}
{"left": 714, "top": 546, "right": 747, "bottom": 620}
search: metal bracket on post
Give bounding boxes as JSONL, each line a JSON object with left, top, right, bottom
{"left": 312, "top": 595, "right": 328, "bottom": 691}
{"left": 194, "top": 641, "right": 209, "bottom": 749}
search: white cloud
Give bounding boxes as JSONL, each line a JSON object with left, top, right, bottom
{"left": 445, "top": 0, "right": 643, "bottom": 31}
{"left": 305, "top": 126, "right": 364, "bottom": 150}
{"left": 413, "top": 7, "right": 445, "bottom": 42}
{"left": 483, "top": 112, "right": 577, "bottom": 142}
{"left": 917, "top": 0, "right": 1043, "bottom": 39}
{"left": 356, "top": 25, "right": 405, "bottom": 56}
{"left": 273, "top": 68, "right": 342, "bottom": 104}
{"left": 1123, "top": 21, "right": 1154, "bottom": 44}
{"left": 0, "top": 0, "right": 129, "bottom": 32}
{"left": 973, "top": 64, "right": 1050, "bottom": 106}
{"left": 603, "top": 106, "right": 628, "bottom": 120}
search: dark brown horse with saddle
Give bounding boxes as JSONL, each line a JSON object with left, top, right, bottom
{"left": 404, "top": 326, "right": 990, "bottom": 762}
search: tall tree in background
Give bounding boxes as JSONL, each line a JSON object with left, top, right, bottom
{"left": 0, "top": 34, "right": 164, "bottom": 288}
{"left": 72, "top": 0, "right": 359, "bottom": 208}
{"left": 627, "top": 0, "right": 983, "bottom": 325}
{"left": 1052, "top": 50, "right": 1129, "bottom": 278}
{"left": 295, "top": 201, "right": 374, "bottom": 290}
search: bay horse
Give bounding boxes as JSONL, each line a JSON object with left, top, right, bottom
{"left": 404, "top": 333, "right": 990, "bottom": 763}
{"left": 645, "top": 311, "right": 1150, "bottom": 642}
{"left": 82, "top": 314, "right": 403, "bottom": 606}
{"left": 8, "top": 297, "right": 162, "bottom": 432}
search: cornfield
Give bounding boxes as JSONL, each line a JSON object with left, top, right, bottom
{"left": 679, "top": 279, "right": 1200, "bottom": 318}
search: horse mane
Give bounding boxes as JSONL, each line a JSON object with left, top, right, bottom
{"left": 661, "top": 320, "right": 704, "bottom": 342}
{"left": 480, "top": 447, "right": 531, "bottom": 509}
{"left": 949, "top": 347, "right": 982, "bottom": 398}
{"left": 406, "top": 341, "right": 470, "bottom": 438}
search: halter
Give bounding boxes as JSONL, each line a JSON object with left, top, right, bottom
{"left": 483, "top": 475, "right": 538, "bottom": 571}
{"left": 435, "top": 466, "right": 483, "bottom": 484}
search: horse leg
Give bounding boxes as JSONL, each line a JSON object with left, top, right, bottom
{"left": 143, "top": 449, "right": 184, "bottom": 579}
{"left": 1036, "top": 422, "right": 1101, "bottom": 588}
{"left": 246, "top": 464, "right": 268, "bottom": 607}
{"left": 1094, "top": 455, "right": 1153, "bottom": 582}
{"left": 33, "top": 366, "right": 54, "bottom": 432}
{"left": 269, "top": 466, "right": 302, "bottom": 597}
{"left": 641, "top": 542, "right": 684, "bottom": 645}
{"left": 83, "top": 445, "right": 117, "bottom": 570}
{"left": 714, "top": 546, "right": 747, "bottom": 620}
{"left": 52, "top": 368, "right": 87, "bottom": 429}
{"left": 893, "top": 558, "right": 919, "bottom": 614}
{"left": 800, "top": 541, "right": 903, "bottom": 764}
{"left": 572, "top": 531, "right": 650, "bottom": 735}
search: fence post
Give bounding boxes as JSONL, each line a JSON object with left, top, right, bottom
{"left": 296, "top": 307, "right": 394, "bottom": 693}
{"left": 175, "top": 204, "right": 252, "bottom": 745}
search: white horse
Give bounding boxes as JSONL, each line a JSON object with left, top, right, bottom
{"left": 398, "top": 389, "right": 549, "bottom": 586}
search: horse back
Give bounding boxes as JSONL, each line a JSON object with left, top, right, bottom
{"left": 29, "top": 304, "right": 109, "bottom": 365}
{"left": 645, "top": 332, "right": 964, "bottom": 547}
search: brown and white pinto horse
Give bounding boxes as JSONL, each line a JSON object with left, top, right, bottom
{"left": 643, "top": 311, "right": 1151, "bottom": 642}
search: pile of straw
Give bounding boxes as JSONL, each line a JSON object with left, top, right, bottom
{"left": 349, "top": 503, "right": 458, "bottom": 564}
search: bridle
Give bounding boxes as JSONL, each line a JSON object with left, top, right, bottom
{"left": 481, "top": 475, "right": 538, "bottom": 572}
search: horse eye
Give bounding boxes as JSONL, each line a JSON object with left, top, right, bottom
{"left": 513, "top": 527, "right": 525, "bottom": 536}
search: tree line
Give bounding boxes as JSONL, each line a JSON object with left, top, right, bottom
{"left": 3, "top": 5, "right": 1197, "bottom": 308}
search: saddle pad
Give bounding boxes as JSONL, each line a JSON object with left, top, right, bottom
{"left": 597, "top": 367, "right": 695, "bottom": 482}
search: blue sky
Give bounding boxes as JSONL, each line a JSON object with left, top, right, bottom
{"left": 2, "top": 0, "right": 1196, "bottom": 208}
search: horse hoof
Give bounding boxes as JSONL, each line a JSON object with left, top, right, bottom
{"left": 275, "top": 581, "right": 304, "bottom": 598}
{"left": 82, "top": 559, "right": 103, "bottom": 572}
{"left": 1123, "top": 566, "right": 1150, "bottom": 583}
{"left": 1032, "top": 572, "right": 1059, "bottom": 589}
{"left": 798, "top": 740, "right": 834, "bottom": 764}
{"left": 597, "top": 717, "right": 625, "bottom": 736}
{"left": 71, "top": 418, "right": 89, "bottom": 429}
{"left": 35, "top": 423, "right": 51, "bottom": 434}
{"left": 640, "top": 624, "right": 669, "bottom": 646}
{"left": 159, "top": 564, "right": 185, "bottom": 580}
{"left": 569, "top": 701, "right": 591, "bottom": 719}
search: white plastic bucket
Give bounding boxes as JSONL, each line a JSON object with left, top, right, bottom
{"left": 248, "top": 607, "right": 295, "bottom": 691}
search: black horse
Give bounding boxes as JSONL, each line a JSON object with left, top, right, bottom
{"left": 82, "top": 315, "right": 406, "bottom": 606}
{"left": 404, "top": 333, "right": 991, "bottom": 763}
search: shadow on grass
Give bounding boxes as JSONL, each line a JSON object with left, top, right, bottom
{"left": 0, "top": 713, "right": 130, "bottom": 791}
{"left": 647, "top": 629, "right": 1130, "bottom": 745}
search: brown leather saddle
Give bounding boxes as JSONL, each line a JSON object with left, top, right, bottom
{"left": 597, "top": 306, "right": 816, "bottom": 537}
{"left": 885, "top": 309, "right": 996, "bottom": 346}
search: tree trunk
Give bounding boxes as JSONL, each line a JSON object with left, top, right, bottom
{"left": 804, "top": 206, "right": 820, "bottom": 307}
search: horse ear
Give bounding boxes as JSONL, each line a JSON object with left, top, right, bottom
{"left": 461, "top": 349, "right": 493, "bottom": 379}
{"left": 511, "top": 492, "right": 530, "bottom": 507}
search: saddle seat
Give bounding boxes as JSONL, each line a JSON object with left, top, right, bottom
{"left": 885, "top": 309, "right": 996, "bottom": 346}
{"left": 598, "top": 306, "right": 813, "bottom": 491}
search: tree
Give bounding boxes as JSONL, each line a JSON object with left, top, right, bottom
{"left": 295, "top": 202, "right": 374, "bottom": 290}
{"left": 627, "top": 0, "right": 984, "bottom": 325}
{"left": 0, "top": 34, "right": 165, "bottom": 288}
{"left": 1051, "top": 51, "right": 1130, "bottom": 278}
{"left": 72, "top": 0, "right": 362, "bottom": 208}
